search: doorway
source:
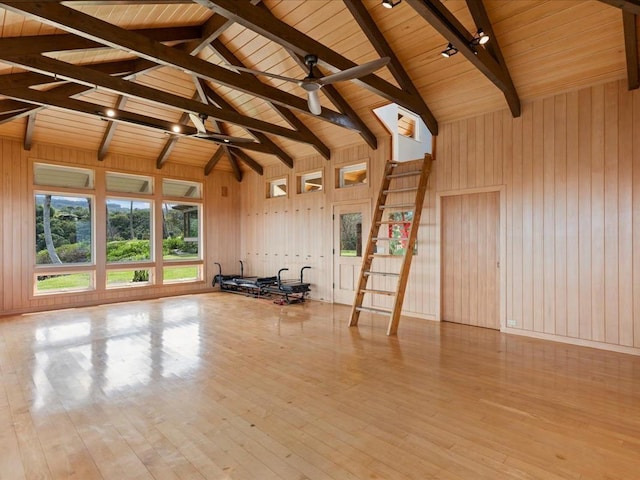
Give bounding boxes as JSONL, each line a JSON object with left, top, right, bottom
{"left": 440, "top": 191, "right": 500, "bottom": 329}
{"left": 332, "top": 202, "right": 370, "bottom": 305}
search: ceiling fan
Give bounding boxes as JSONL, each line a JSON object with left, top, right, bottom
{"left": 229, "top": 54, "right": 390, "bottom": 115}
{"left": 187, "top": 112, "right": 253, "bottom": 144}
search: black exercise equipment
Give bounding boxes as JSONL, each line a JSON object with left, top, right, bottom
{"left": 212, "top": 263, "right": 311, "bottom": 304}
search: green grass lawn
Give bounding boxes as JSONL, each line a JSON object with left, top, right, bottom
{"left": 37, "top": 265, "right": 199, "bottom": 292}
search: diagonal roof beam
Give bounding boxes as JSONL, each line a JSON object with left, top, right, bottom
{"left": 196, "top": 77, "right": 293, "bottom": 169}
{"left": 0, "top": 55, "right": 309, "bottom": 144}
{"left": 599, "top": 0, "right": 640, "bottom": 14}
{"left": 0, "top": 26, "right": 202, "bottom": 56}
{"left": 227, "top": 152, "right": 243, "bottom": 182}
{"left": 193, "top": 77, "right": 264, "bottom": 176}
{"left": 156, "top": 110, "right": 191, "bottom": 169}
{"left": 342, "top": 0, "right": 438, "bottom": 135}
{"left": 404, "top": 0, "right": 520, "bottom": 117}
{"left": 0, "top": 1, "right": 360, "bottom": 132}
{"left": 98, "top": 95, "right": 127, "bottom": 160}
{"left": 194, "top": 0, "right": 427, "bottom": 120}
{"left": 209, "top": 39, "right": 331, "bottom": 160}
{"left": 230, "top": 148, "right": 263, "bottom": 176}
{"left": 0, "top": 58, "right": 157, "bottom": 124}
{"left": 0, "top": 86, "right": 279, "bottom": 155}
{"left": 623, "top": 10, "right": 640, "bottom": 89}
{"left": 204, "top": 147, "right": 225, "bottom": 176}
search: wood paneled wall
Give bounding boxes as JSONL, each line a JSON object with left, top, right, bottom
{"left": 437, "top": 79, "right": 639, "bottom": 352}
{"left": 0, "top": 138, "right": 240, "bottom": 315}
{"left": 242, "top": 79, "right": 640, "bottom": 354}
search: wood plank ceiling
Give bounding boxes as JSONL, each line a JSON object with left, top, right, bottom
{"left": 0, "top": 0, "right": 636, "bottom": 180}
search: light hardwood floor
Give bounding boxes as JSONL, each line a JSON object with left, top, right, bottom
{"left": 1, "top": 293, "right": 639, "bottom": 479}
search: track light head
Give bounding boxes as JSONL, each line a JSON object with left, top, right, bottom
{"left": 382, "top": 0, "right": 401, "bottom": 8}
{"left": 471, "top": 28, "right": 490, "bottom": 46}
{"left": 441, "top": 43, "right": 458, "bottom": 58}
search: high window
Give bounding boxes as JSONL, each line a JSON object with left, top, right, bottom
{"left": 337, "top": 162, "right": 367, "bottom": 188}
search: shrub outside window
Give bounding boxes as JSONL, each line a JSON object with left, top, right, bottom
{"left": 106, "top": 199, "right": 152, "bottom": 263}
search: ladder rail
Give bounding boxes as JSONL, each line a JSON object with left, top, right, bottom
{"left": 349, "top": 155, "right": 433, "bottom": 334}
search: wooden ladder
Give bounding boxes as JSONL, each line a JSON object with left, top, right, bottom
{"left": 348, "top": 154, "right": 433, "bottom": 335}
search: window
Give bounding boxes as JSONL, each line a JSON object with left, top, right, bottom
{"left": 163, "top": 178, "right": 201, "bottom": 199}
{"left": 162, "top": 203, "right": 200, "bottom": 261}
{"left": 35, "top": 194, "right": 93, "bottom": 265}
{"left": 106, "top": 199, "right": 152, "bottom": 263}
{"left": 106, "top": 172, "right": 152, "bottom": 194}
{"left": 32, "top": 164, "right": 205, "bottom": 294}
{"left": 268, "top": 177, "right": 287, "bottom": 198}
{"left": 163, "top": 265, "right": 200, "bottom": 284}
{"left": 34, "top": 163, "right": 94, "bottom": 189}
{"left": 337, "top": 162, "right": 367, "bottom": 188}
{"left": 387, "top": 211, "right": 416, "bottom": 255}
{"left": 34, "top": 191, "right": 94, "bottom": 295}
{"left": 397, "top": 109, "right": 418, "bottom": 140}
{"left": 106, "top": 268, "right": 152, "bottom": 288}
{"left": 298, "top": 170, "right": 323, "bottom": 193}
{"left": 340, "top": 213, "right": 362, "bottom": 257}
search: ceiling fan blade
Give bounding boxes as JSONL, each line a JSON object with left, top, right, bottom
{"left": 307, "top": 89, "right": 322, "bottom": 115}
{"left": 318, "top": 57, "right": 390, "bottom": 86}
{"left": 225, "top": 64, "right": 301, "bottom": 84}
{"left": 188, "top": 112, "right": 207, "bottom": 133}
{"left": 195, "top": 132, "right": 255, "bottom": 144}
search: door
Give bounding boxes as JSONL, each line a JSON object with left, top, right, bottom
{"left": 441, "top": 191, "right": 500, "bottom": 329}
{"left": 333, "top": 202, "right": 370, "bottom": 305}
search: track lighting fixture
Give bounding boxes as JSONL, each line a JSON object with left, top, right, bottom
{"left": 471, "top": 28, "right": 490, "bottom": 46}
{"left": 441, "top": 43, "right": 458, "bottom": 58}
{"left": 382, "top": 0, "right": 401, "bottom": 8}
{"left": 171, "top": 125, "right": 181, "bottom": 133}
{"left": 105, "top": 109, "right": 116, "bottom": 118}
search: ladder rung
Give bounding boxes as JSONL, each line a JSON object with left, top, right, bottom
{"left": 365, "top": 271, "right": 399, "bottom": 277}
{"left": 356, "top": 306, "right": 392, "bottom": 315}
{"left": 361, "top": 288, "right": 396, "bottom": 296}
{"left": 368, "top": 254, "right": 398, "bottom": 258}
{"left": 387, "top": 171, "right": 421, "bottom": 179}
{"left": 376, "top": 220, "right": 414, "bottom": 225}
{"left": 383, "top": 187, "right": 419, "bottom": 194}
{"left": 372, "top": 237, "right": 408, "bottom": 241}
{"left": 379, "top": 203, "right": 415, "bottom": 210}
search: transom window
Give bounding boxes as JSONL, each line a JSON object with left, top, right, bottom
{"left": 268, "top": 177, "right": 288, "bottom": 198}
{"left": 337, "top": 162, "right": 367, "bottom": 188}
{"left": 298, "top": 170, "right": 323, "bottom": 193}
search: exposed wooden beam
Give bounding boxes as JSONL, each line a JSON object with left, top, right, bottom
{"left": 23, "top": 113, "right": 36, "bottom": 151}
{"left": 0, "top": 58, "right": 157, "bottom": 125}
{"left": 599, "top": 0, "right": 640, "bottom": 15}
{"left": 196, "top": 0, "right": 424, "bottom": 116}
{"left": 623, "top": 10, "right": 640, "bottom": 89}
{"left": 156, "top": 136, "right": 180, "bottom": 169}
{"left": 404, "top": 0, "right": 521, "bottom": 117}
{"left": 230, "top": 148, "right": 263, "bottom": 176}
{"left": 227, "top": 153, "right": 243, "bottom": 182}
{"left": 204, "top": 147, "right": 225, "bottom": 176}
{"left": 0, "top": 55, "right": 309, "bottom": 144}
{"left": 209, "top": 39, "right": 331, "bottom": 160}
{"left": 342, "top": 0, "right": 438, "bottom": 135}
{"left": 197, "top": 78, "right": 294, "bottom": 169}
{"left": 0, "top": 26, "right": 202, "bottom": 56}
{"left": 0, "top": 1, "right": 360, "bottom": 132}
{"left": 98, "top": 95, "right": 127, "bottom": 161}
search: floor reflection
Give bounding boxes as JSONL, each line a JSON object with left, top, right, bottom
{"left": 29, "top": 299, "right": 203, "bottom": 411}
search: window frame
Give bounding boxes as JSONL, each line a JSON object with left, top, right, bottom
{"left": 336, "top": 161, "right": 368, "bottom": 189}
{"left": 297, "top": 169, "right": 324, "bottom": 194}
{"left": 267, "top": 176, "right": 288, "bottom": 198}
